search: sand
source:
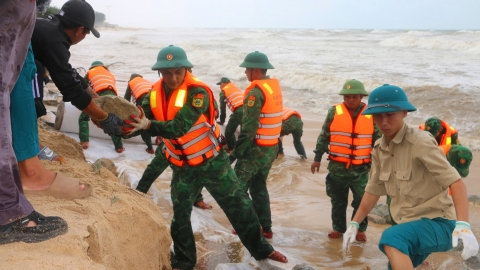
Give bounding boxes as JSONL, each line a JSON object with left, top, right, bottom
{"left": 0, "top": 124, "right": 171, "bottom": 270}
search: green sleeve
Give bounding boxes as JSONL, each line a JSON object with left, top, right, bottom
{"left": 124, "top": 85, "right": 132, "bottom": 101}
{"left": 219, "top": 91, "right": 226, "bottom": 123}
{"left": 313, "top": 107, "right": 335, "bottom": 162}
{"left": 148, "top": 86, "right": 210, "bottom": 139}
{"left": 230, "top": 88, "right": 263, "bottom": 159}
{"left": 452, "top": 132, "right": 460, "bottom": 145}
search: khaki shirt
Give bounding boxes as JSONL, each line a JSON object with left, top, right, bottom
{"left": 365, "top": 123, "right": 460, "bottom": 223}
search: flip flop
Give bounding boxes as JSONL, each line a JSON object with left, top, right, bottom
{"left": 328, "top": 230, "right": 343, "bottom": 239}
{"left": 0, "top": 211, "right": 67, "bottom": 245}
{"left": 193, "top": 200, "right": 213, "bottom": 210}
{"left": 23, "top": 173, "right": 92, "bottom": 200}
{"left": 267, "top": 250, "right": 288, "bottom": 263}
{"left": 38, "top": 146, "right": 59, "bottom": 161}
{"left": 356, "top": 231, "right": 367, "bottom": 242}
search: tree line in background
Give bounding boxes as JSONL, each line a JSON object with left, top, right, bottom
{"left": 37, "top": 6, "right": 106, "bottom": 26}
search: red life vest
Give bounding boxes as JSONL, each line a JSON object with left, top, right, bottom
{"left": 244, "top": 79, "right": 283, "bottom": 146}
{"left": 128, "top": 76, "right": 152, "bottom": 100}
{"left": 419, "top": 120, "right": 457, "bottom": 145}
{"left": 150, "top": 72, "right": 221, "bottom": 167}
{"left": 328, "top": 102, "right": 374, "bottom": 168}
{"left": 87, "top": 66, "right": 117, "bottom": 95}
{"left": 221, "top": 82, "right": 244, "bottom": 112}
{"left": 282, "top": 108, "right": 301, "bottom": 122}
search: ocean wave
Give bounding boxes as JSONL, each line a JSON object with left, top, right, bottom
{"left": 380, "top": 35, "right": 480, "bottom": 54}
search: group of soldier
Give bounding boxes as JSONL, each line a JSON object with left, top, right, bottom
{"left": 1, "top": 1, "right": 478, "bottom": 270}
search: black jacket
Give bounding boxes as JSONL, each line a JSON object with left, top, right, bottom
{"left": 31, "top": 15, "right": 92, "bottom": 110}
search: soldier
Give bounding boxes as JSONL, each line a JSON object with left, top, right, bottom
{"left": 278, "top": 108, "right": 307, "bottom": 159}
{"left": 217, "top": 77, "right": 244, "bottom": 151}
{"left": 420, "top": 117, "right": 460, "bottom": 145}
{"left": 124, "top": 45, "right": 287, "bottom": 269}
{"left": 124, "top": 73, "right": 154, "bottom": 154}
{"left": 136, "top": 140, "right": 213, "bottom": 210}
{"left": 229, "top": 51, "right": 283, "bottom": 239}
{"left": 343, "top": 84, "right": 479, "bottom": 269}
{"left": 311, "top": 79, "right": 381, "bottom": 241}
{"left": 79, "top": 61, "right": 124, "bottom": 153}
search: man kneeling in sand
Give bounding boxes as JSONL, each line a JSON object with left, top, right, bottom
{"left": 343, "top": 84, "right": 479, "bottom": 269}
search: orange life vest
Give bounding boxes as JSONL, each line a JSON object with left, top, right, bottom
{"left": 328, "top": 102, "right": 374, "bottom": 168}
{"left": 128, "top": 76, "right": 152, "bottom": 100}
{"left": 87, "top": 66, "right": 117, "bottom": 95}
{"left": 221, "top": 82, "right": 244, "bottom": 112}
{"left": 419, "top": 120, "right": 457, "bottom": 145}
{"left": 282, "top": 108, "right": 301, "bottom": 122}
{"left": 244, "top": 78, "right": 283, "bottom": 146}
{"left": 150, "top": 72, "right": 221, "bottom": 167}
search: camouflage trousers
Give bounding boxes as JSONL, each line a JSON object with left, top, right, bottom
{"left": 325, "top": 172, "right": 368, "bottom": 233}
{"left": 225, "top": 107, "right": 243, "bottom": 150}
{"left": 234, "top": 145, "right": 277, "bottom": 232}
{"left": 135, "top": 143, "right": 203, "bottom": 203}
{"left": 171, "top": 150, "right": 273, "bottom": 270}
{"left": 78, "top": 90, "right": 123, "bottom": 150}
{"left": 279, "top": 115, "right": 307, "bottom": 158}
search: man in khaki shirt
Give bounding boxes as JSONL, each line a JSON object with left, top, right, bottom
{"left": 342, "top": 84, "right": 478, "bottom": 270}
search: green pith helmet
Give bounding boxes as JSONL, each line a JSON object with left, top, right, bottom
{"left": 239, "top": 51, "right": 274, "bottom": 69}
{"left": 151, "top": 45, "right": 193, "bottom": 70}
{"left": 446, "top": 145, "right": 472, "bottom": 178}
{"left": 129, "top": 73, "right": 142, "bottom": 81}
{"left": 362, "top": 84, "right": 417, "bottom": 115}
{"left": 90, "top": 60, "right": 104, "bottom": 69}
{"left": 339, "top": 79, "right": 368, "bottom": 96}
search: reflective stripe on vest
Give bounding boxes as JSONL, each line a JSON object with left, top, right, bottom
{"left": 87, "top": 66, "right": 117, "bottom": 95}
{"left": 282, "top": 108, "right": 301, "bottom": 121}
{"left": 149, "top": 71, "right": 220, "bottom": 167}
{"left": 244, "top": 78, "right": 283, "bottom": 146}
{"left": 328, "top": 102, "right": 374, "bottom": 168}
{"left": 419, "top": 120, "right": 457, "bottom": 146}
{"left": 222, "top": 83, "right": 244, "bottom": 112}
{"left": 128, "top": 77, "right": 152, "bottom": 99}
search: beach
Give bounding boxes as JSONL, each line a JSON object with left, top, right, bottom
{"left": 1, "top": 26, "right": 480, "bottom": 269}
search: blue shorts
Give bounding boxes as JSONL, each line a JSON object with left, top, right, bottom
{"left": 379, "top": 217, "right": 455, "bottom": 269}
{"left": 10, "top": 44, "right": 39, "bottom": 162}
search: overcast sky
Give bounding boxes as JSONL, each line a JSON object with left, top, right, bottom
{"left": 50, "top": 0, "right": 480, "bottom": 30}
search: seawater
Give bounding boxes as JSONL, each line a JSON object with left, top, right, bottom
{"left": 71, "top": 27, "right": 480, "bottom": 149}
{"left": 69, "top": 28, "right": 480, "bottom": 269}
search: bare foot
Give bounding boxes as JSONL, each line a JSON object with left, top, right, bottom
{"left": 194, "top": 200, "right": 213, "bottom": 210}
{"left": 20, "top": 156, "right": 87, "bottom": 191}
{"left": 80, "top": 142, "right": 89, "bottom": 149}
{"left": 116, "top": 147, "right": 125, "bottom": 153}
{"left": 146, "top": 148, "right": 154, "bottom": 154}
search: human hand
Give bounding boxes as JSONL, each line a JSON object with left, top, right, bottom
{"left": 342, "top": 221, "right": 359, "bottom": 254}
{"left": 452, "top": 221, "right": 479, "bottom": 260}
{"left": 311, "top": 161, "right": 320, "bottom": 174}
{"left": 123, "top": 106, "right": 151, "bottom": 135}
{"left": 96, "top": 113, "right": 124, "bottom": 136}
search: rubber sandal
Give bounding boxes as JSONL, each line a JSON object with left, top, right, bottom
{"left": 23, "top": 173, "right": 92, "bottom": 200}
{"left": 193, "top": 200, "right": 212, "bottom": 210}
{"left": 0, "top": 211, "right": 67, "bottom": 245}
{"left": 267, "top": 250, "right": 288, "bottom": 263}
{"left": 356, "top": 231, "right": 367, "bottom": 242}
{"left": 116, "top": 147, "right": 125, "bottom": 153}
{"left": 38, "top": 146, "right": 59, "bottom": 161}
{"left": 80, "top": 142, "right": 89, "bottom": 149}
{"left": 328, "top": 230, "right": 343, "bottom": 239}
{"left": 145, "top": 148, "right": 154, "bottom": 154}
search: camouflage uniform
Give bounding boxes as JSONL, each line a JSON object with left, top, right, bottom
{"left": 129, "top": 83, "right": 273, "bottom": 270}
{"left": 135, "top": 141, "right": 205, "bottom": 204}
{"left": 78, "top": 89, "right": 123, "bottom": 150}
{"left": 124, "top": 88, "right": 153, "bottom": 151}
{"left": 230, "top": 77, "right": 278, "bottom": 233}
{"left": 314, "top": 104, "right": 382, "bottom": 233}
{"left": 218, "top": 91, "right": 244, "bottom": 150}
{"left": 278, "top": 115, "right": 307, "bottom": 158}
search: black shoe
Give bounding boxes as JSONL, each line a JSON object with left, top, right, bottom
{"left": 0, "top": 211, "right": 67, "bottom": 245}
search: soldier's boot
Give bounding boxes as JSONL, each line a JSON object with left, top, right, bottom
{"left": 328, "top": 230, "right": 343, "bottom": 239}
{"left": 193, "top": 200, "right": 212, "bottom": 210}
